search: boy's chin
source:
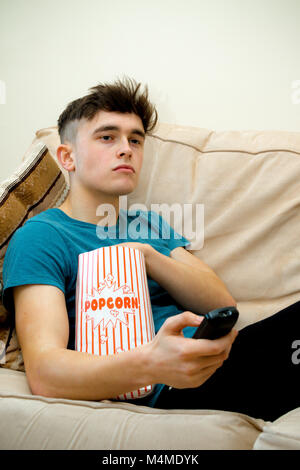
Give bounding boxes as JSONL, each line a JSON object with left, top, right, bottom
{"left": 111, "top": 185, "right": 136, "bottom": 196}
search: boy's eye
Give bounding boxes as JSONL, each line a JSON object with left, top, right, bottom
{"left": 99, "top": 136, "right": 141, "bottom": 145}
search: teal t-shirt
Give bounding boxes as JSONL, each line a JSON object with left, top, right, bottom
{"left": 2, "top": 208, "right": 195, "bottom": 406}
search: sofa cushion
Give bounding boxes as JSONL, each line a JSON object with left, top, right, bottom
{"left": 253, "top": 407, "right": 300, "bottom": 450}
{"left": 0, "top": 140, "right": 68, "bottom": 371}
{"left": 0, "top": 367, "right": 32, "bottom": 395}
{"left": 0, "top": 369, "right": 264, "bottom": 450}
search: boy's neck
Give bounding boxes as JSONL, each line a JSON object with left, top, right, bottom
{"left": 58, "top": 188, "right": 120, "bottom": 226}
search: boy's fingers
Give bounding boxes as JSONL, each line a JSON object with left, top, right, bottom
{"left": 194, "top": 328, "right": 238, "bottom": 356}
{"left": 162, "top": 311, "right": 204, "bottom": 335}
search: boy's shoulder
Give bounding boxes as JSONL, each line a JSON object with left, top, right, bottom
{"left": 24, "top": 208, "right": 65, "bottom": 226}
{"left": 10, "top": 208, "right": 67, "bottom": 246}
{"left": 16, "top": 208, "right": 161, "bottom": 239}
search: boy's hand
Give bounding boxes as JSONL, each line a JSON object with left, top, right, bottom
{"left": 148, "top": 311, "right": 238, "bottom": 390}
{"left": 115, "top": 244, "right": 238, "bottom": 389}
{"left": 114, "top": 242, "right": 154, "bottom": 264}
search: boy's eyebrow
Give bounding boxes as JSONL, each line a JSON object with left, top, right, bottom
{"left": 92, "top": 125, "right": 145, "bottom": 139}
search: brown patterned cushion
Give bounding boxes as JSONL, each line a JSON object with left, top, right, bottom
{"left": 0, "top": 140, "right": 68, "bottom": 371}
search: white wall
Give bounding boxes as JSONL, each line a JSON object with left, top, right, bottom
{"left": 0, "top": 0, "right": 299, "bottom": 180}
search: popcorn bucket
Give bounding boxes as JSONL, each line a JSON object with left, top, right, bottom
{"left": 75, "top": 245, "right": 155, "bottom": 400}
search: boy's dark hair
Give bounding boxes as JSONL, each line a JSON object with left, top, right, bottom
{"left": 57, "top": 77, "right": 158, "bottom": 144}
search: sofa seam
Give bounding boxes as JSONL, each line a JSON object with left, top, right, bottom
{"left": 149, "top": 134, "right": 300, "bottom": 156}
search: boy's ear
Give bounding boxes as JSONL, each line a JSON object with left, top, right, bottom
{"left": 56, "top": 143, "right": 76, "bottom": 172}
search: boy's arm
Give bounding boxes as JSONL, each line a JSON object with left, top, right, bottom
{"left": 119, "top": 243, "right": 236, "bottom": 315}
{"left": 14, "top": 284, "right": 152, "bottom": 400}
{"left": 14, "top": 284, "right": 237, "bottom": 400}
{"left": 169, "top": 246, "right": 236, "bottom": 312}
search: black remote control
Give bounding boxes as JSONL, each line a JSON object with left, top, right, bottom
{"left": 168, "top": 306, "right": 239, "bottom": 391}
{"left": 193, "top": 306, "right": 239, "bottom": 340}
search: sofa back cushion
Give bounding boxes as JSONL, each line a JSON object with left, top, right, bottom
{"left": 131, "top": 123, "right": 300, "bottom": 329}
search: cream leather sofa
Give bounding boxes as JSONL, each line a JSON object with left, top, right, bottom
{"left": 1, "top": 121, "right": 300, "bottom": 450}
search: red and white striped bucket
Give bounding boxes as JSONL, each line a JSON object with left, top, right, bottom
{"left": 75, "top": 245, "right": 155, "bottom": 400}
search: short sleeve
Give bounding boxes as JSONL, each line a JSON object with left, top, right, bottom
{"left": 2, "top": 220, "right": 69, "bottom": 314}
{"left": 154, "top": 211, "right": 191, "bottom": 252}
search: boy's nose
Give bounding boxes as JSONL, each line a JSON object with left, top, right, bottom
{"left": 117, "top": 139, "right": 132, "bottom": 157}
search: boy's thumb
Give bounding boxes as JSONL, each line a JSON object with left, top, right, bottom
{"left": 162, "top": 311, "right": 203, "bottom": 335}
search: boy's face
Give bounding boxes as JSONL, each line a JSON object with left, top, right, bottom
{"left": 68, "top": 111, "right": 145, "bottom": 197}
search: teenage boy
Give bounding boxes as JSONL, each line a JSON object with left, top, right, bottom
{"left": 2, "top": 78, "right": 237, "bottom": 407}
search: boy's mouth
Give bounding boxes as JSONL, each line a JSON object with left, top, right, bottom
{"left": 113, "top": 165, "right": 135, "bottom": 173}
